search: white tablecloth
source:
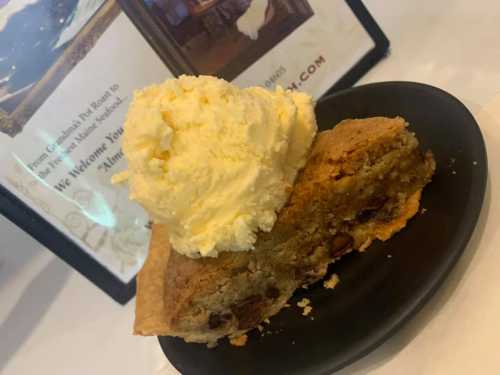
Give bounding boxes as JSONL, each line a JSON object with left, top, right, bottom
{"left": 2, "top": 1, "right": 500, "bottom": 374}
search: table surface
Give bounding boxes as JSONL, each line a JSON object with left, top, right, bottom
{"left": 2, "top": 1, "right": 500, "bottom": 374}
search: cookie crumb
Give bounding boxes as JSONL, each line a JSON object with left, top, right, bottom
{"left": 323, "top": 274, "right": 340, "bottom": 289}
{"left": 302, "top": 285, "right": 309, "bottom": 289}
{"left": 473, "top": 161, "right": 478, "bottom": 165}
{"left": 297, "top": 298, "right": 310, "bottom": 308}
{"left": 387, "top": 254, "right": 392, "bottom": 259}
{"left": 257, "top": 325, "right": 264, "bottom": 332}
{"left": 230, "top": 334, "right": 248, "bottom": 347}
{"left": 302, "top": 306, "right": 313, "bottom": 316}
{"left": 452, "top": 170, "right": 457, "bottom": 175}
{"left": 284, "top": 303, "right": 291, "bottom": 308}
{"left": 263, "top": 318, "right": 270, "bottom": 324}
{"left": 292, "top": 340, "right": 295, "bottom": 345}
{"left": 297, "top": 298, "right": 312, "bottom": 316}
{"left": 421, "top": 207, "right": 427, "bottom": 214}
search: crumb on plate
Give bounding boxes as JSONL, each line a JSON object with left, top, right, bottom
{"left": 297, "top": 298, "right": 310, "bottom": 308}
{"left": 206, "top": 341, "right": 217, "bottom": 349}
{"left": 324, "top": 273, "right": 340, "bottom": 289}
{"left": 302, "top": 306, "right": 313, "bottom": 316}
{"left": 230, "top": 334, "right": 248, "bottom": 347}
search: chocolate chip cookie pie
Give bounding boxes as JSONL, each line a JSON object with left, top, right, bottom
{"left": 134, "top": 117, "right": 435, "bottom": 345}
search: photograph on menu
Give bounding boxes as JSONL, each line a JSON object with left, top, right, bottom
{"left": 0, "top": 0, "right": 119, "bottom": 138}
{"left": 136, "top": 0, "right": 314, "bottom": 80}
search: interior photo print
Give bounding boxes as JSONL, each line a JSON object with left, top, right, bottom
{"left": 139, "top": 0, "right": 314, "bottom": 80}
{"left": 0, "top": 0, "right": 119, "bottom": 138}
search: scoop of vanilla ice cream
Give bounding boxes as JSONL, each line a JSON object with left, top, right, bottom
{"left": 116, "top": 75, "right": 317, "bottom": 257}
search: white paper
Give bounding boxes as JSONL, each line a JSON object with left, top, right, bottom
{"left": 0, "top": 13, "right": 171, "bottom": 283}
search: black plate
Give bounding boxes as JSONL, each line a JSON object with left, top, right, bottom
{"left": 158, "top": 82, "right": 487, "bottom": 375}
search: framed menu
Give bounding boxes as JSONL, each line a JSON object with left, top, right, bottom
{"left": 0, "top": 0, "right": 388, "bottom": 303}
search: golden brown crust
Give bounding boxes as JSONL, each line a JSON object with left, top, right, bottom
{"left": 134, "top": 226, "right": 172, "bottom": 335}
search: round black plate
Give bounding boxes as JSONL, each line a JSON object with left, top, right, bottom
{"left": 158, "top": 82, "right": 487, "bottom": 375}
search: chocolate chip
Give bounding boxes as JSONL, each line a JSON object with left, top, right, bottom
{"left": 265, "top": 286, "right": 280, "bottom": 299}
{"left": 357, "top": 209, "right": 377, "bottom": 223}
{"left": 332, "top": 167, "right": 348, "bottom": 180}
{"left": 367, "top": 196, "right": 388, "bottom": 210}
{"left": 330, "top": 233, "right": 353, "bottom": 257}
{"left": 208, "top": 313, "right": 223, "bottom": 329}
{"left": 357, "top": 196, "right": 388, "bottom": 223}
{"left": 231, "top": 295, "right": 264, "bottom": 330}
{"left": 208, "top": 312, "right": 232, "bottom": 329}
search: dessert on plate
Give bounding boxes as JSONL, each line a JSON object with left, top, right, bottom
{"left": 113, "top": 75, "right": 435, "bottom": 346}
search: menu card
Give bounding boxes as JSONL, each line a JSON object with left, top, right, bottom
{"left": 0, "top": 0, "right": 388, "bottom": 303}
